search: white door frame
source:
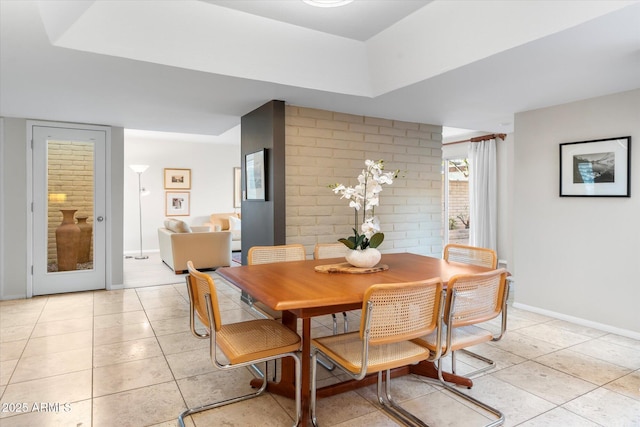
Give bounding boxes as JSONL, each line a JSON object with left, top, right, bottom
{"left": 26, "top": 120, "right": 113, "bottom": 297}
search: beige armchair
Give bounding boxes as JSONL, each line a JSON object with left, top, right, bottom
{"left": 158, "top": 223, "right": 231, "bottom": 274}
{"left": 205, "top": 213, "right": 241, "bottom": 251}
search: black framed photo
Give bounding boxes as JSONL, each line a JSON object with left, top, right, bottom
{"left": 559, "top": 136, "right": 631, "bottom": 197}
{"left": 245, "top": 149, "right": 266, "bottom": 201}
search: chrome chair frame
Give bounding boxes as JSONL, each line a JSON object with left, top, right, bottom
{"left": 452, "top": 284, "right": 509, "bottom": 376}
{"left": 244, "top": 244, "right": 306, "bottom": 378}
{"left": 443, "top": 243, "right": 504, "bottom": 377}
{"left": 310, "top": 280, "right": 445, "bottom": 427}
{"left": 418, "top": 269, "right": 508, "bottom": 427}
{"left": 178, "top": 264, "right": 302, "bottom": 427}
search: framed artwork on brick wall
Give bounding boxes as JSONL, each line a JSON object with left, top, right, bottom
{"left": 164, "top": 168, "right": 191, "bottom": 189}
{"left": 166, "top": 191, "right": 190, "bottom": 216}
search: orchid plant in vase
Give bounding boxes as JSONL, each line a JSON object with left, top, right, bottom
{"left": 330, "top": 159, "right": 399, "bottom": 267}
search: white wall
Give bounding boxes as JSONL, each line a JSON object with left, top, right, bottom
{"left": 0, "top": 117, "right": 124, "bottom": 299}
{"left": 0, "top": 118, "right": 27, "bottom": 299}
{"left": 497, "top": 134, "right": 515, "bottom": 272}
{"left": 123, "top": 137, "right": 241, "bottom": 254}
{"left": 514, "top": 89, "right": 640, "bottom": 337}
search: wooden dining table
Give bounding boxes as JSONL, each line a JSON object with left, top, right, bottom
{"left": 217, "top": 252, "right": 492, "bottom": 426}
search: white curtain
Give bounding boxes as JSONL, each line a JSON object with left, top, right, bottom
{"left": 468, "top": 139, "right": 497, "bottom": 250}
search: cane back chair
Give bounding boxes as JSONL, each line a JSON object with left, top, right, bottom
{"left": 444, "top": 243, "right": 497, "bottom": 269}
{"left": 246, "top": 244, "right": 306, "bottom": 319}
{"left": 178, "top": 261, "right": 302, "bottom": 427}
{"left": 443, "top": 243, "right": 502, "bottom": 375}
{"left": 416, "top": 268, "right": 508, "bottom": 427}
{"left": 311, "top": 278, "right": 445, "bottom": 427}
{"left": 313, "top": 243, "right": 351, "bottom": 334}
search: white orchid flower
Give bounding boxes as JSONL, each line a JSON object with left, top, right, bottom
{"left": 366, "top": 196, "right": 379, "bottom": 209}
{"left": 331, "top": 160, "right": 399, "bottom": 250}
{"left": 369, "top": 182, "right": 382, "bottom": 194}
{"left": 361, "top": 216, "right": 381, "bottom": 238}
{"left": 377, "top": 172, "right": 395, "bottom": 185}
{"left": 332, "top": 184, "right": 346, "bottom": 194}
{"left": 343, "top": 187, "right": 357, "bottom": 199}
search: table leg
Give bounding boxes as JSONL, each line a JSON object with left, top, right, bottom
{"left": 316, "top": 367, "right": 410, "bottom": 398}
{"left": 250, "top": 315, "right": 471, "bottom": 427}
{"left": 409, "top": 361, "right": 474, "bottom": 388}
{"left": 299, "top": 318, "right": 311, "bottom": 427}
{"left": 313, "top": 362, "right": 473, "bottom": 398}
{"left": 249, "top": 316, "right": 471, "bottom": 425}
{"left": 280, "top": 311, "right": 299, "bottom": 391}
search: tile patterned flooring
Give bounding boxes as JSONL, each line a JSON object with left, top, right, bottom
{"left": 1, "top": 261, "right": 639, "bottom": 426}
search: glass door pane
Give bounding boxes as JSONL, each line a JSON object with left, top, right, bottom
{"left": 47, "top": 140, "right": 94, "bottom": 272}
{"left": 32, "top": 124, "right": 106, "bottom": 296}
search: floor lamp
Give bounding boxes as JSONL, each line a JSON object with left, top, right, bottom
{"left": 130, "top": 164, "right": 150, "bottom": 260}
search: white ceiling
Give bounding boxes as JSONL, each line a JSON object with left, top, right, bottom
{"left": 1, "top": 0, "right": 639, "bottom": 139}
{"left": 200, "top": 0, "right": 432, "bottom": 41}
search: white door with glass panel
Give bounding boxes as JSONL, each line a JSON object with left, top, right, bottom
{"left": 32, "top": 125, "right": 107, "bottom": 295}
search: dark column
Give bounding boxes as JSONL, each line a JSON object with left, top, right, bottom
{"left": 239, "top": 100, "right": 286, "bottom": 300}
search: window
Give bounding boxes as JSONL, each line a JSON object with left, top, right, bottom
{"left": 443, "top": 158, "right": 469, "bottom": 245}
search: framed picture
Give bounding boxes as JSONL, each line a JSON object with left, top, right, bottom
{"left": 245, "top": 149, "right": 266, "bottom": 201}
{"left": 560, "top": 136, "right": 631, "bottom": 197}
{"left": 164, "top": 168, "right": 191, "bottom": 189}
{"left": 165, "top": 191, "right": 190, "bottom": 216}
{"left": 233, "top": 167, "right": 241, "bottom": 208}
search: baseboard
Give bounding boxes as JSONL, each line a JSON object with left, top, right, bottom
{"left": 513, "top": 302, "right": 640, "bottom": 340}
{"left": 0, "top": 293, "right": 28, "bottom": 300}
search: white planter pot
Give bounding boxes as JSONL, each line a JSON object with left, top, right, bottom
{"left": 345, "top": 248, "right": 381, "bottom": 268}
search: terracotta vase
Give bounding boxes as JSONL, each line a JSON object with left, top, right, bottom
{"left": 76, "top": 215, "right": 93, "bottom": 263}
{"left": 345, "top": 247, "right": 381, "bottom": 268}
{"left": 56, "top": 209, "right": 80, "bottom": 271}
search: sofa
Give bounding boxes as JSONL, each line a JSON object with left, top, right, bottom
{"left": 205, "top": 213, "right": 241, "bottom": 251}
{"left": 158, "top": 218, "right": 232, "bottom": 274}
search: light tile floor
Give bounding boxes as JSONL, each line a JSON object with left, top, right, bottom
{"left": 1, "top": 271, "right": 639, "bottom": 426}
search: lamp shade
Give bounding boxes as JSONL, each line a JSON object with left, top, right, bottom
{"left": 129, "top": 164, "right": 149, "bottom": 173}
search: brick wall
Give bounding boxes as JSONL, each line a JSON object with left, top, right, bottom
{"left": 47, "top": 141, "right": 94, "bottom": 264}
{"left": 285, "top": 106, "right": 443, "bottom": 257}
{"left": 448, "top": 180, "right": 469, "bottom": 229}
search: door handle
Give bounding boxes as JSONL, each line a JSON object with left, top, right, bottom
{"left": 97, "top": 216, "right": 104, "bottom": 222}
